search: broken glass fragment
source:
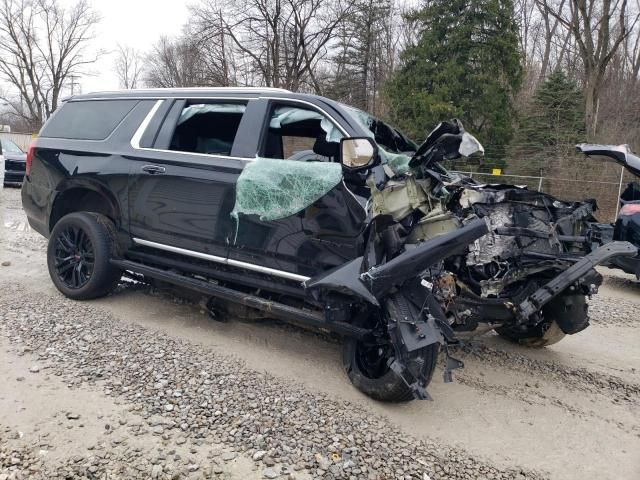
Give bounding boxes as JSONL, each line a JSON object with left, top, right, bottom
{"left": 270, "top": 106, "right": 342, "bottom": 143}
{"left": 382, "top": 149, "right": 413, "bottom": 176}
{"left": 177, "top": 103, "right": 246, "bottom": 125}
{"left": 232, "top": 158, "right": 344, "bottom": 221}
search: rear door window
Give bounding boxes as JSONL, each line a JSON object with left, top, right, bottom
{"left": 168, "top": 102, "right": 247, "bottom": 156}
{"left": 40, "top": 100, "right": 138, "bottom": 140}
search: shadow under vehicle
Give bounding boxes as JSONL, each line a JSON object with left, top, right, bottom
{"left": 21, "top": 89, "right": 637, "bottom": 401}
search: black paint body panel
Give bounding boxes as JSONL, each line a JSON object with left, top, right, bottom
{"left": 21, "top": 89, "right": 372, "bottom": 280}
{"left": 231, "top": 182, "right": 367, "bottom": 276}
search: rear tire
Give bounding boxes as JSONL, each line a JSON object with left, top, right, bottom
{"left": 47, "top": 212, "right": 122, "bottom": 300}
{"left": 342, "top": 295, "right": 439, "bottom": 402}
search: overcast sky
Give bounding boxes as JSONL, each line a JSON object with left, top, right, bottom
{"left": 79, "top": 0, "right": 190, "bottom": 94}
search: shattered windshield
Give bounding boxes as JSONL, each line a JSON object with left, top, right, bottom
{"left": 342, "top": 105, "right": 417, "bottom": 154}
{"left": 342, "top": 105, "right": 417, "bottom": 176}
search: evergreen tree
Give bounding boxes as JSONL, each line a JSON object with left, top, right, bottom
{"left": 509, "top": 70, "right": 585, "bottom": 175}
{"left": 385, "top": 0, "right": 522, "bottom": 165}
{"left": 325, "top": 0, "right": 394, "bottom": 114}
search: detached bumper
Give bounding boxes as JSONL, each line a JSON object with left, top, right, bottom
{"left": 517, "top": 241, "right": 638, "bottom": 321}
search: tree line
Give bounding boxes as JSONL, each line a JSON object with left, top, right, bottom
{"left": 1, "top": 0, "right": 639, "bottom": 173}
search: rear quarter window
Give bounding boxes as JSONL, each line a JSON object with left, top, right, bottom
{"left": 40, "top": 100, "right": 138, "bottom": 140}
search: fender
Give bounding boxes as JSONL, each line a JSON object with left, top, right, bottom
{"left": 50, "top": 177, "right": 123, "bottom": 231}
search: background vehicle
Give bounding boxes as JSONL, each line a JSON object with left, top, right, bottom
{"left": 21, "top": 88, "right": 636, "bottom": 401}
{"left": 577, "top": 144, "right": 640, "bottom": 278}
{"left": 1, "top": 138, "right": 26, "bottom": 187}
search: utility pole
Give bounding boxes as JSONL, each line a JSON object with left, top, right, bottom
{"left": 69, "top": 75, "right": 81, "bottom": 96}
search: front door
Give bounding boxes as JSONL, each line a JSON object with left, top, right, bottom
{"left": 228, "top": 100, "right": 367, "bottom": 278}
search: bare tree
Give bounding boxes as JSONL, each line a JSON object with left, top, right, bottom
{"left": 183, "top": 19, "right": 235, "bottom": 87}
{"left": 540, "top": 0, "right": 639, "bottom": 137}
{"left": 189, "top": 0, "right": 353, "bottom": 91}
{"left": 624, "top": 0, "right": 640, "bottom": 86}
{"left": 144, "top": 36, "right": 206, "bottom": 88}
{"left": 115, "top": 44, "right": 142, "bottom": 89}
{"left": 535, "top": 0, "right": 570, "bottom": 80}
{"left": 0, "top": 0, "right": 100, "bottom": 128}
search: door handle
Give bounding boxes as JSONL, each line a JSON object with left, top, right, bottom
{"left": 141, "top": 165, "right": 166, "bottom": 175}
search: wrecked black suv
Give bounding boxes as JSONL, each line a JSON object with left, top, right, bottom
{"left": 22, "top": 88, "right": 636, "bottom": 401}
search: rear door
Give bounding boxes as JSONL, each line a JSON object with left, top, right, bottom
{"left": 127, "top": 98, "right": 259, "bottom": 258}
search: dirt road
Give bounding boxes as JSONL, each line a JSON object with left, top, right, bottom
{"left": 0, "top": 186, "right": 638, "bottom": 479}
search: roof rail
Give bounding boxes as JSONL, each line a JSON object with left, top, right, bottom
{"left": 87, "top": 87, "right": 292, "bottom": 95}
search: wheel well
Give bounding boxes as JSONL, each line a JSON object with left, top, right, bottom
{"left": 50, "top": 188, "right": 118, "bottom": 232}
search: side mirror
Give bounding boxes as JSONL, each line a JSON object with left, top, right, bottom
{"left": 340, "top": 137, "right": 377, "bottom": 170}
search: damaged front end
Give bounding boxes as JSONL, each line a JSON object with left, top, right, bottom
{"left": 305, "top": 220, "right": 488, "bottom": 399}
{"left": 226, "top": 114, "right": 636, "bottom": 401}
{"left": 302, "top": 119, "right": 636, "bottom": 399}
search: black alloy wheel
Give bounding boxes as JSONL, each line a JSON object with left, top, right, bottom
{"left": 354, "top": 340, "right": 394, "bottom": 379}
{"left": 47, "top": 212, "right": 122, "bottom": 300}
{"left": 53, "top": 225, "right": 95, "bottom": 289}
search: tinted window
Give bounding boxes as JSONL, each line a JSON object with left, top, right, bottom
{"left": 169, "top": 102, "right": 247, "bottom": 156}
{"left": 41, "top": 100, "right": 137, "bottom": 140}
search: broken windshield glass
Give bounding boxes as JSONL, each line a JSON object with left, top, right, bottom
{"left": 270, "top": 106, "right": 343, "bottom": 143}
{"left": 177, "top": 103, "right": 246, "bottom": 125}
{"left": 341, "top": 105, "right": 417, "bottom": 154}
{"left": 232, "top": 157, "right": 344, "bottom": 222}
{"left": 384, "top": 150, "right": 413, "bottom": 176}
{"left": 340, "top": 104, "right": 416, "bottom": 176}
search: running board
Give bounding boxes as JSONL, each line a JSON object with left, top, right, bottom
{"left": 110, "top": 259, "right": 369, "bottom": 339}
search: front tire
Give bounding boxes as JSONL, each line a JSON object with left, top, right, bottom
{"left": 496, "top": 320, "right": 566, "bottom": 348}
{"left": 342, "top": 295, "right": 439, "bottom": 402}
{"left": 47, "top": 212, "right": 122, "bottom": 300}
{"left": 496, "top": 294, "right": 588, "bottom": 348}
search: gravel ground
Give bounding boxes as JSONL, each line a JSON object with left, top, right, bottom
{"left": 454, "top": 342, "right": 639, "bottom": 403}
{"left": 589, "top": 294, "right": 640, "bottom": 327}
{"left": 0, "top": 286, "right": 543, "bottom": 480}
